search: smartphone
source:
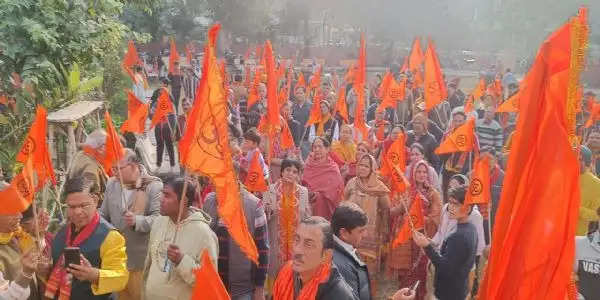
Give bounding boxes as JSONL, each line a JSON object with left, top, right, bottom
{"left": 64, "top": 247, "right": 80, "bottom": 267}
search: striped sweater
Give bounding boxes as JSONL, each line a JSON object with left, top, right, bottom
{"left": 475, "top": 118, "right": 503, "bottom": 152}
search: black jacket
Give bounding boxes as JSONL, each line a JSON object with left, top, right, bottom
{"left": 332, "top": 238, "right": 371, "bottom": 300}
{"left": 313, "top": 264, "right": 358, "bottom": 300}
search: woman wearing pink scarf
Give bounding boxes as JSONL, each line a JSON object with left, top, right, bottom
{"left": 301, "top": 137, "right": 344, "bottom": 220}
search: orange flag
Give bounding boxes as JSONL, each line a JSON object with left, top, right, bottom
{"left": 493, "top": 78, "right": 503, "bottom": 98}
{"left": 120, "top": 91, "right": 149, "bottom": 134}
{"left": 103, "top": 111, "right": 125, "bottom": 173}
{"left": 380, "top": 134, "right": 409, "bottom": 193}
{"left": 281, "top": 122, "right": 295, "bottom": 150}
{"left": 191, "top": 251, "right": 230, "bottom": 300}
{"left": 496, "top": 90, "right": 521, "bottom": 113}
{"left": 471, "top": 78, "right": 486, "bottom": 101}
{"left": 244, "top": 151, "right": 268, "bottom": 192}
{"left": 0, "top": 158, "right": 35, "bottom": 214}
{"left": 335, "top": 87, "right": 349, "bottom": 123}
{"left": 408, "top": 37, "right": 424, "bottom": 71}
{"left": 378, "top": 71, "right": 393, "bottom": 100}
{"left": 344, "top": 63, "right": 356, "bottom": 83}
{"left": 295, "top": 72, "right": 306, "bottom": 92}
{"left": 122, "top": 40, "right": 142, "bottom": 83}
{"left": 585, "top": 102, "right": 600, "bottom": 128}
{"left": 424, "top": 40, "right": 447, "bottom": 111}
{"left": 305, "top": 89, "right": 323, "bottom": 127}
{"left": 400, "top": 55, "right": 409, "bottom": 73}
{"left": 379, "top": 77, "right": 406, "bottom": 113}
{"left": 392, "top": 194, "right": 424, "bottom": 247}
{"left": 168, "top": 38, "right": 180, "bottom": 74}
{"left": 478, "top": 8, "right": 587, "bottom": 300}
{"left": 435, "top": 118, "right": 476, "bottom": 154}
{"left": 464, "top": 96, "right": 475, "bottom": 114}
{"left": 308, "top": 66, "right": 322, "bottom": 94}
{"left": 247, "top": 69, "right": 262, "bottom": 111}
{"left": 16, "top": 106, "right": 56, "bottom": 188}
{"left": 353, "top": 33, "right": 369, "bottom": 139}
{"left": 264, "top": 41, "right": 280, "bottom": 137}
{"left": 464, "top": 156, "right": 491, "bottom": 206}
{"left": 150, "top": 89, "right": 174, "bottom": 129}
{"left": 179, "top": 24, "right": 259, "bottom": 264}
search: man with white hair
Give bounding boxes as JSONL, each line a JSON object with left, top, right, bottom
{"left": 67, "top": 129, "right": 109, "bottom": 204}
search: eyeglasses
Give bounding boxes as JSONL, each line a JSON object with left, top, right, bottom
{"left": 67, "top": 202, "right": 94, "bottom": 211}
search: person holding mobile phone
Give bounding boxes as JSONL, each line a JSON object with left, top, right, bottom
{"left": 47, "top": 177, "right": 129, "bottom": 300}
{"left": 412, "top": 185, "right": 478, "bottom": 300}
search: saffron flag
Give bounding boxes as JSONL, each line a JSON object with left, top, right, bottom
{"left": 335, "top": 87, "right": 349, "bottom": 123}
{"left": 305, "top": 89, "right": 323, "bottom": 127}
{"left": 16, "top": 106, "right": 56, "bottom": 188}
{"left": 247, "top": 69, "right": 262, "bottom": 111}
{"left": 392, "top": 194, "right": 424, "bottom": 247}
{"left": 120, "top": 91, "right": 149, "bottom": 134}
{"left": 424, "top": 40, "right": 447, "bottom": 111}
{"left": 179, "top": 24, "right": 259, "bottom": 264}
{"left": 295, "top": 72, "right": 306, "bottom": 92}
{"left": 122, "top": 40, "right": 142, "bottom": 83}
{"left": 378, "top": 71, "right": 393, "bottom": 100}
{"left": 471, "top": 78, "right": 486, "bottom": 103}
{"left": 344, "top": 63, "right": 356, "bottom": 83}
{"left": 191, "top": 251, "right": 230, "bottom": 300}
{"left": 244, "top": 66, "right": 252, "bottom": 88}
{"left": 380, "top": 134, "right": 409, "bottom": 193}
{"left": 264, "top": 41, "right": 280, "bottom": 137}
{"left": 465, "top": 95, "right": 475, "bottom": 114}
{"left": 280, "top": 122, "right": 295, "bottom": 150}
{"left": 496, "top": 90, "right": 521, "bottom": 113}
{"left": 478, "top": 8, "right": 587, "bottom": 300}
{"left": 168, "top": 38, "right": 180, "bottom": 74}
{"left": 150, "top": 89, "right": 174, "bottom": 129}
{"left": 308, "top": 66, "right": 322, "bottom": 94}
{"left": 103, "top": 111, "right": 125, "bottom": 173}
{"left": 585, "top": 102, "right": 600, "bottom": 128}
{"left": 379, "top": 77, "right": 406, "bottom": 113}
{"left": 408, "top": 37, "right": 424, "bottom": 71}
{"left": 0, "top": 158, "right": 35, "bottom": 214}
{"left": 434, "top": 118, "right": 476, "bottom": 154}
{"left": 244, "top": 151, "right": 268, "bottom": 192}
{"left": 353, "top": 33, "right": 369, "bottom": 139}
{"left": 465, "top": 156, "right": 491, "bottom": 206}
{"left": 400, "top": 56, "right": 409, "bottom": 73}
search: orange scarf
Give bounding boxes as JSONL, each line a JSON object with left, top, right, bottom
{"left": 272, "top": 260, "right": 332, "bottom": 300}
{"left": 316, "top": 114, "right": 332, "bottom": 137}
{"left": 278, "top": 184, "right": 298, "bottom": 262}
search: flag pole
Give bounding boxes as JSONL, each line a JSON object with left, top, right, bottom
{"left": 167, "top": 169, "right": 189, "bottom": 280}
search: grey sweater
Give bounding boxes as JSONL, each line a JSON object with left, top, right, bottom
{"left": 101, "top": 177, "right": 163, "bottom": 270}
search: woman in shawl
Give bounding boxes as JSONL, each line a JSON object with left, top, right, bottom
{"left": 388, "top": 159, "right": 442, "bottom": 300}
{"left": 406, "top": 143, "right": 441, "bottom": 192}
{"left": 343, "top": 154, "right": 390, "bottom": 288}
{"left": 264, "top": 159, "right": 311, "bottom": 293}
{"left": 331, "top": 124, "right": 357, "bottom": 164}
{"left": 301, "top": 137, "right": 344, "bottom": 220}
{"left": 340, "top": 141, "right": 371, "bottom": 184}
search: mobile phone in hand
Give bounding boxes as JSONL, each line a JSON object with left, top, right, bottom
{"left": 64, "top": 247, "right": 80, "bottom": 267}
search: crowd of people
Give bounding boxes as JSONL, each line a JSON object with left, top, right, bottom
{"left": 0, "top": 48, "right": 599, "bottom": 300}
